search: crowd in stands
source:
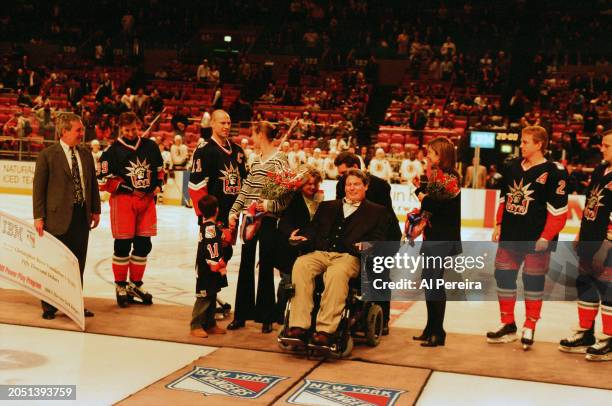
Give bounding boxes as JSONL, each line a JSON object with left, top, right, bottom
{"left": 0, "top": 0, "right": 610, "bottom": 192}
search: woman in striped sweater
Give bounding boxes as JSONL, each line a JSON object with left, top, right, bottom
{"left": 227, "top": 121, "right": 292, "bottom": 333}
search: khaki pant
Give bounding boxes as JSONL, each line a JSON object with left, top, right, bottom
{"left": 289, "top": 251, "right": 360, "bottom": 333}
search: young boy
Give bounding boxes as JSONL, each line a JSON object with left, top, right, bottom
{"left": 190, "top": 195, "right": 231, "bottom": 338}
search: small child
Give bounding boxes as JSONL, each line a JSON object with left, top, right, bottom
{"left": 190, "top": 195, "right": 231, "bottom": 338}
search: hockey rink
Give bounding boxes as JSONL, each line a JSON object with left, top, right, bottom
{"left": 1, "top": 193, "right": 611, "bottom": 405}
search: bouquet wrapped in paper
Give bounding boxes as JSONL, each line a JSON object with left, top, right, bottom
{"left": 404, "top": 170, "right": 459, "bottom": 244}
{"left": 241, "top": 168, "right": 307, "bottom": 242}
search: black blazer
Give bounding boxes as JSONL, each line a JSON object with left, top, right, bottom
{"left": 299, "top": 199, "right": 389, "bottom": 257}
{"left": 277, "top": 193, "right": 313, "bottom": 272}
{"left": 336, "top": 174, "right": 401, "bottom": 241}
{"left": 33, "top": 143, "right": 101, "bottom": 236}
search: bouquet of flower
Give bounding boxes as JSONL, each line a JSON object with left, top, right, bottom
{"left": 425, "top": 170, "right": 460, "bottom": 200}
{"left": 404, "top": 208, "right": 431, "bottom": 246}
{"left": 241, "top": 168, "right": 307, "bottom": 242}
{"left": 404, "top": 170, "right": 459, "bottom": 244}
{"left": 260, "top": 169, "right": 307, "bottom": 200}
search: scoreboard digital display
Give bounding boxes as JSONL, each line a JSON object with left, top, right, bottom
{"left": 470, "top": 131, "right": 496, "bottom": 149}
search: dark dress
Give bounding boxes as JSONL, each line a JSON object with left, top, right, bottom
{"left": 417, "top": 172, "right": 462, "bottom": 341}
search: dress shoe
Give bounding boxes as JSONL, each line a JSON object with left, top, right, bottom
{"left": 420, "top": 333, "right": 446, "bottom": 347}
{"left": 412, "top": 329, "right": 431, "bottom": 341}
{"left": 84, "top": 309, "right": 95, "bottom": 317}
{"left": 206, "top": 325, "right": 227, "bottom": 335}
{"left": 262, "top": 323, "right": 273, "bottom": 334}
{"left": 190, "top": 328, "right": 208, "bottom": 338}
{"left": 285, "top": 327, "right": 306, "bottom": 339}
{"left": 227, "top": 319, "right": 245, "bottom": 330}
{"left": 311, "top": 331, "right": 331, "bottom": 347}
{"left": 42, "top": 311, "right": 56, "bottom": 320}
{"left": 382, "top": 322, "right": 389, "bottom": 336}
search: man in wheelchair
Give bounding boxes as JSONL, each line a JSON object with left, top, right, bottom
{"left": 282, "top": 169, "right": 392, "bottom": 349}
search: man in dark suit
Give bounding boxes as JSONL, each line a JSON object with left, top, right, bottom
{"left": 33, "top": 113, "right": 101, "bottom": 320}
{"left": 276, "top": 168, "right": 323, "bottom": 321}
{"left": 334, "top": 151, "right": 401, "bottom": 334}
{"left": 286, "top": 169, "right": 390, "bottom": 346}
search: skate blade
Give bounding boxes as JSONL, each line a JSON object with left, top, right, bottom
{"left": 486, "top": 334, "right": 518, "bottom": 344}
{"left": 558, "top": 345, "right": 588, "bottom": 354}
{"left": 585, "top": 353, "right": 611, "bottom": 362}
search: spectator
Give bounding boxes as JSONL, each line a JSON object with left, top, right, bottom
{"left": 307, "top": 148, "right": 325, "bottom": 173}
{"left": 368, "top": 148, "right": 393, "bottom": 182}
{"left": 171, "top": 107, "right": 190, "bottom": 135}
{"left": 212, "top": 85, "right": 223, "bottom": 110}
{"left": 170, "top": 135, "right": 189, "bottom": 168}
{"left": 464, "top": 157, "right": 487, "bottom": 188}
{"left": 323, "top": 150, "right": 338, "bottom": 179}
{"left": 399, "top": 150, "right": 424, "bottom": 184}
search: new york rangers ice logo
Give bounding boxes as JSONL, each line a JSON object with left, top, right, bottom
{"left": 584, "top": 184, "right": 605, "bottom": 221}
{"left": 287, "top": 379, "right": 405, "bottom": 406}
{"left": 505, "top": 179, "right": 535, "bottom": 215}
{"left": 125, "top": 157, "right": 152, "bottom": 189}
{"left": 219, "top": 163, "right": 241, "bottom": 194}
{"left": 165, "top": 367, "right": 286, "bottom": 399}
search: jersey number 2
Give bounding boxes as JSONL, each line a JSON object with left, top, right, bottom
{"left": 556, "top": 180, "right": 566, "bottom": 195}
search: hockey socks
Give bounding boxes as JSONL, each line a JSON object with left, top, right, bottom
{"left": 495, "top": 269, "right": 518, "bottom": 324}
{"left": 112, "top": 255, "right": 130, "bottom": 282}
{"left": 129, "top": 255, "right": 147, "bottom": 283}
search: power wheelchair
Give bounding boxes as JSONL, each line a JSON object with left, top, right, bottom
{"left": 277, "top": 274, "right": 384, "bottom": 358}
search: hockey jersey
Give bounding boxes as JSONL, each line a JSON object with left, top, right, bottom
{"left": 578, "top": 163, "right": 612, "bottom": 258}
{"left": 498, "top": 158, "right": 568, "bottom": 242}
{"left": 188, "top": 138, "right": 247, "bottom": 224}
{"left": 98, "top": 137, "right": 164, "bottom": 194}
{"left": 195, "top": 220, "right": 229, "bottom": 296}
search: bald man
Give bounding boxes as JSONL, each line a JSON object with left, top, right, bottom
{"left": 189, "top": 109, "right": 247, "bottom": 230}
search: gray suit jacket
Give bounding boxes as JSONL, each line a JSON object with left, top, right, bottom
{"left": 33, "top": 143, "right": 101, "bottom": 236}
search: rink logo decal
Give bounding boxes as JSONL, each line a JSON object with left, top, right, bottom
{"left": 287, "top": 379, "right": 405, "bottom": 406}
{"left": 165, "top": 366, "right": 286, "bottom": 399}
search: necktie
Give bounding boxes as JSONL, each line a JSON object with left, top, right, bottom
{"left": 70, "top": 147, "right": 84, "bottom": 205}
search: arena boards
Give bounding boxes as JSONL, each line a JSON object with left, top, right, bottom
{"left": 1, "top": 288, "right": 611, "bottom": 397}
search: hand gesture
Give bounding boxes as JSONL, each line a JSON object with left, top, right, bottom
{"left": 534, "top": 238, "right": 549, "bottom": 252}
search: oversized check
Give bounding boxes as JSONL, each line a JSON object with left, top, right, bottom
{"left": 0, "top": 210, "right": 84, "bottom": 330}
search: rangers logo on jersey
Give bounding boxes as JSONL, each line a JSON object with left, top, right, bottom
{"left": 505, "top": 179, "right": 535, "bottom": 215}
{"left": 125, "top": 157, "right": 152, "bottom": 189}
{"left": 165, "top": 367, "right": 286, "bottom": 399}
{"left": 584, "top": 184, "right": 606, "bottom": 222}
{"left": 219, "top": 163, "right": 242, "bottom": 195}
{"left": 287, "top": 379, "right": 405, "bottom": 406}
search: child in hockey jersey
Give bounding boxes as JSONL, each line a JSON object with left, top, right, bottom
{"left": 190, "top": 195, "right": 231, "bottom": 338}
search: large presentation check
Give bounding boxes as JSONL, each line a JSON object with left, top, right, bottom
{"left": 0, "top": 210, "right": 84, "bottom": 330}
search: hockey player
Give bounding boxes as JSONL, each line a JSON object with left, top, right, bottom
{"left": 98, "top": 112, "right": 164, "bottom": 307}
{"left": 190, "top": 195, "right": 230, "bottom": 338}
{"left": 487, "top": 125, "right": 568, "bottom": 349}
{"left": 559, "top": 130, "right": 611, "bottom": 361}
{"left": 188, "top": 110, "right": 247, "bottom": 249}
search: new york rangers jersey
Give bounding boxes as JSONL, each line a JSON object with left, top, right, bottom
{"left": 98, "top": 137, "right": 164, "bottom": 193}
{"left": 499, "top": 158, "right": 568, "bottom": 242}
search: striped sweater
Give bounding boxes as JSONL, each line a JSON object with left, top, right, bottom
{"left": 230, "top": 151, "right": 292, "bottom": 217}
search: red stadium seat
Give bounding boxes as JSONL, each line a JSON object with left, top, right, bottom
{"left": 391, "top": 134, "right": 405, "bottom": 144}
{"left": 377, "top": 133, "right": 390, "bottom": 143}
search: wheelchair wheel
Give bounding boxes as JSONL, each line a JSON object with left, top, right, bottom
{"left": 340, "top": 336, "right": 354, "bottom": 358}
{"left": 365, "top": 303, "right": 384, "bottom": 347}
